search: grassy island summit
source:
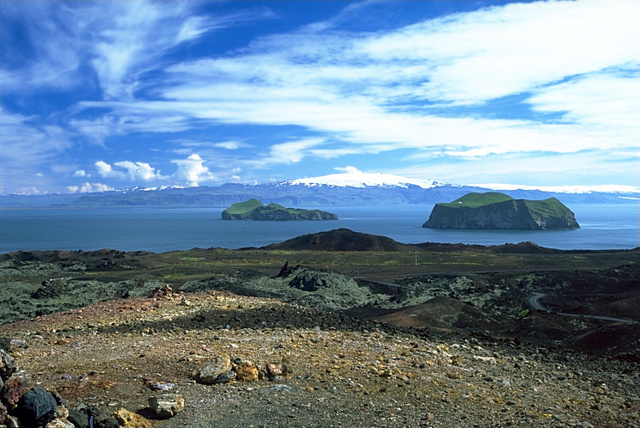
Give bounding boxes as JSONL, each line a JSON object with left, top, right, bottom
{"left": 222, "top": 199, "right": 338, "bottom": 221}
{"left": 423, "top": 192, "right": 580, "bottom": 230}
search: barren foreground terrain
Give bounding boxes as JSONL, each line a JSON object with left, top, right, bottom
{"left": 1, "top": 233, "right": 638, "bottom": 427}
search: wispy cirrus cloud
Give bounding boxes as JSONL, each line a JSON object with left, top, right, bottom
{"left": 79, "top": 0, "right": 637, "bottom": 171}
{"left": 1, "top": 0, "right": 271, "bottom": 99}
{"left": 2, "top": 1, "right": 638, "bottom": 194}
{"left": 0, "top": 109, "right": 74, "bottom": 194}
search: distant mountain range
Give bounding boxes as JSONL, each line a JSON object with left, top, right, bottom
{"left": 2, "top": 170, "right": 638, "bottom": 207}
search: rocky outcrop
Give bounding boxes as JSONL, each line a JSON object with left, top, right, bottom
{"left": 423, "top": 193, "right": 580, "bottom": 230}
{"left": 222, "top": 199, "right": 338, "bottom": 221}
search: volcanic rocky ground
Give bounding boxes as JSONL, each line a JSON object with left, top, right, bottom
{"left": 0, "top": 229, "right": 638, "bottom": 427}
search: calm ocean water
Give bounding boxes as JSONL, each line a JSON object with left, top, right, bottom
{"left": 0, "top": 203, "right": 638, "bottom": 253}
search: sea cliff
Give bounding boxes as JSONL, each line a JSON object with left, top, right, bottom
{"left": 423, "top": 192, "right": 580, "bottom": 230}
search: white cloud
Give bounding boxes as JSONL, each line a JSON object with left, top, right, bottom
{"left": 215, "top": 141, "right": 244, "bottom": 150}
{"left": 360, "top": 0, "right": 639, "bottom": 104}
{"left": 13, "top": 186, "right": 45, "bottom": 196}
{"left": 67, "top": 182, "right": 115, "bottom": 194}
{"left": 0, "top": 109, "right": 73, "bottom": 194}
{"left": 86, "top": 0, "right": 629, "bottom": 164}
{"left": 95, "top": 160, "right": 165, "bottom": 181}
{"left": 244, "top": 138, "right": 325, "bottom": 168}
{"left": 73, "top": 170, "right": 88, "bottom": 178}
{"left": 170, "top": 154, "right": 216, "bottom": 186}
{"left": 527, "top": 72, "right": 640, "bottom": 128}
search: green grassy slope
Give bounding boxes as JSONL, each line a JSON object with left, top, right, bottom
{"left": 441, "top": 192, "right": 514, "bottom": 208}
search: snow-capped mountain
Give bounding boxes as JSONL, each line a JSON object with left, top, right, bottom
{"left": 286, "top": 167, "right": 446, "bottom": 189}
{"left": 3, "top": 167, "right": 638, "bottom": 207}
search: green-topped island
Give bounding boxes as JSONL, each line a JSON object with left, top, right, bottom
{"left": 222, "top": 199, "right": 338, "bottom": 221}
{"left": 423, "top": 192, "right": 580, "bottom": 230}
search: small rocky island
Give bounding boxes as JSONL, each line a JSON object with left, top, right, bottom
{"left": 222, "top": 199, "right": 338, "bottom": 221}
{"left": 423, "top": 192, "right": 579, "bottom": 230}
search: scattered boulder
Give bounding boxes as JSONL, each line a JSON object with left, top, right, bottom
{"left": 113, "top": 408, "right": 152, "bottom": 428}
{"left": 0, "top": 376, "right": 25, "bottom": 410}
{"left": 276, "top": 261, "right": 301, "bottom": 278}
{"left": 234, "top": 361, "right": 259, "bottom": 382}
{"left": 45, "top": 418, "right": 74, "bottom": 428}
{"left": 147, "top": 394, "right": 184, "bottom": 419}
{"left": 194, "top": 355, "right": 233, "bottom": 385}
{"left": 0, "top": 349, "right": 17, "bottom": 381}
{"left": 88, "top": 405, "right": 119, "bottom": 428}
{"left": 67, "top": 404, "right": 90, "bottom": 428}
{"left": 152, "top": 284, "right": 175, "bottom": 300}
{"left": 15, "top": 386, "right": 57, "bottom": 427}
{"left": 265, "top": 363, "right": 286, "bottom": 379}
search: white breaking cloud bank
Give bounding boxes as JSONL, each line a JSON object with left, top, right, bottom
{"left": 76, "top": 0, "right": 639, "bottom": 167}
{"left": 2, "top": 0, "right": 639, "bottom": 193}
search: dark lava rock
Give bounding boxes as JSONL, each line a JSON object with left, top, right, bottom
{"left": 15, "top": 386, "right": 57, "bottom": 427}
{"left": 88, "top": 405, "right": 119, "bottom": 428}
{"left": 67, "top": 403, "right": 90, "bottom": 428}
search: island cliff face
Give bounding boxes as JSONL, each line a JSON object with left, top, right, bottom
{"left": 423, "top": 192, "right": 580, "bottom": 230}
{"left": 222, "top": 199, "right": 338, "bottom": 221}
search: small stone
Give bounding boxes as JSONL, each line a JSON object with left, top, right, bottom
{"left": 269, "top": 384, "right": 292, "bottom": 392}
{"left": 214, "top": 371, "right": 236, "bottom": 384}
{"left": 195, "top": 355, "right": 233, "bottom": 385}
{"left": 147, "top": 394, "right": 185, "bottom": 419}
{"left": 446, "top": 371, "right": 462, "bottom": 380}
{"left": 45, "top": 418, "right": 75, "bottom": 428}
{"left": 4, "top": 414, "right": 19, "bottom": 428}
{"left": 113, "top": 408, "right": 152, "bottom": 428}
{"left": 266, "top": 363, "right": 285, "bottom": 378}
{"left": 0, "top": 349, "right": 17, "bottom": 381}
{"left": 16, "top": 386, "right": 58, "bottom": 427}
{"left": 235, "top": 362, "right": 259, "bottom": 382}
{"left": 56, "top": 405, "right": 70, "bottom": 420}
{"left": 150, "top": 382, "right": 174, "bottom": 391}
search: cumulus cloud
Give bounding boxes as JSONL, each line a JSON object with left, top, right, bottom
{"left": 171, "top": 154, "right": 216, "bottom": 186}
{"left": 95, "top": 160, "right": 166, "bottom": 181}
{"left": 67, "top": 182, "right": 115, "bottom": 194}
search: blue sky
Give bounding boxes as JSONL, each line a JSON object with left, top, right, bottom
{"left": 1, "top": 0, "right": 638, "bottom": 195}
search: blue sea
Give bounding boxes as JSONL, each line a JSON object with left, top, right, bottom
{"left": 0, "top": 203, "right": 638, "bottom": 253}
